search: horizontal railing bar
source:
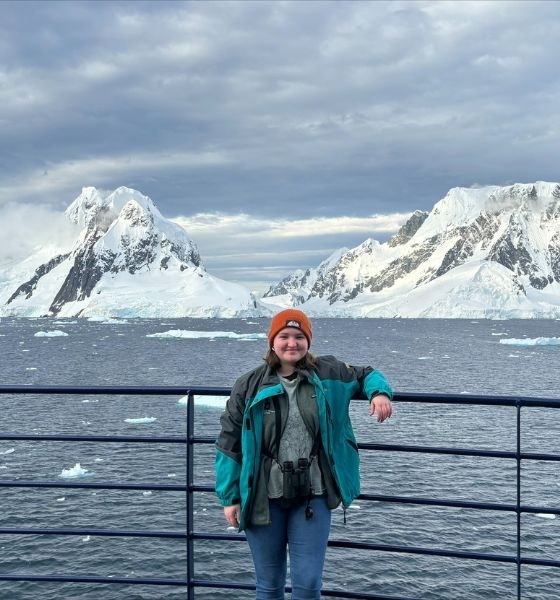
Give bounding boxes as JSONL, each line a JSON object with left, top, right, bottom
{"left": 326, "top": 539, "right": 515, "bottom": 562}
{"left": 0, "top": 385, "right": 224, "bottom": 395}
{"left": 2, "top": 387, "right": 560, "bottom": 408}
{"left": 0, "top": 480, "right": 186, "bottom": 491}
{"left": 185, "top": 485, "right": 560, "bottom": 517}
{"left": 360, "top": 444, "right": 560, "bottom": 462}
{"left": 0, "top": 527, "right": 186, "bottom": 539}
{"left": 0, "top": 434, "right": 186, "bottom": 443}
{"left": 521, "top": 556, "right": 560, "bottom": 568}
{"left": 0, "top": 574, "right": 188, "bottom": 586}
{"left": 192, "top": 579, "right": 421, "bottom": 600}
{"left": 190, "top": 532, "right": 514, "bottom": 563}
{"left": 192, "top": 532, "right": 560, "bottom": 568}
{"left": 520, "top": 451, "right": 560, "bottom": 462}
{"left": 394, "top": 392, "right": 560, "bottom": 408}
{"left": 361, "top": 493, "right": 560, "bottom": 516}
{"left": 359, "top": 493, "right": 517, "bottom": 512}
{"left": 3, "top": 434, "right": 559, "bottom": 464}
{"left": 519, "top": 505, "right": 560, "bottom": 516}
{"left": 358, "top": 442, "right": 517, "bottom": 458}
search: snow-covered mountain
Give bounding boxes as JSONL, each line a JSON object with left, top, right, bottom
{"left": 0, "top": 187, "right": 268, "bottom": 318}
{"left": 262, "top": 182, "right": 560, "bottom": 318}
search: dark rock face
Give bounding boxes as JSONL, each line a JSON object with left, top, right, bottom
{"left": 488, "top": 214, "right": 547, "bottom": 289}
{"left": 432, "top": 213, "right": 499, "bottom": 280}
{"left": 389, "top": 211, "right": 429, "bottom": 247}
{"left": 50, "top": 233, "right": 116, "bottom": 314}
{"left": 549, "top": 233, "right": 560, "bottom": 283}
{"left": 361, "top": 236, "right": 438, "bottom": 297}
{"left": 7, "top": 254, "right": 70, "bottom": 304}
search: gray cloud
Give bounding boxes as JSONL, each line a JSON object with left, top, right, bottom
{"left": 1, "top": 0, "right": 559, "bottom": 284}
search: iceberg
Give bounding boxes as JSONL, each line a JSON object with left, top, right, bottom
{"left": 34, "top": 330, "right": 69, "bottom": 337}
{"left": 60, "top": 463, "right": 91, "bottom": 478}
{"left": 178, "top": 395, "right": 227, "bottom": 409}
{"left": 124, "top": 417, "right": 157, "bottom": 424}
{"left": 147, "top": 329, "right": 265, "bottom": 340}
{"left": 499, "top": 337, "right": 560, "bottom": 346}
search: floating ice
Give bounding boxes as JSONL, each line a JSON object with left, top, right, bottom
{"left": 500, "top": 337, "right": 560, "bottom": 346}
{"left": 143, "top": 491, "right": 152, "bottom": 496}
{"left": 25, "top": 367, "right": 37, "bottom": 371}
{"left": 178, "top": 395, "right": 227, "bottom": 409}
{"left": 146, "top": 329, "right": 266, "bottom": 340}
{"left": 82, "top": 536, "right": 91, "bottom": 542}
{"left": 60, "top": 463, "right": 91, "bottom": 479}
{"left": 535, "top": 513, "right": 556, "bottom": 519}
{"left": 34, "top": 330, "right": 68, "bottom": 337}
{"left": 56, "top": 497, "right": 65, "bottom": 502}
{"left": 124, "top": 417, "right": 157, "bottom": 424}
{"left": 87, "top": 316, "right": 127, "bottom": 324}
{"left": 0, "top": 448, "right": 15, "bottom": 455}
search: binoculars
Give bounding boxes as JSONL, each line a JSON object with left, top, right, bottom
{"left": 282, "top": 458, "right": 311, "bottom": 500}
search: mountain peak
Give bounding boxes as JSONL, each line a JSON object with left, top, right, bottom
{"left": 2, "top": 187, "right": 267, "bottom": 318}
{"left": 262, "top": 181, "right": 560, "bottom": 318}
{"left": 65, "top": 186, "right": 163, "bottom": 233}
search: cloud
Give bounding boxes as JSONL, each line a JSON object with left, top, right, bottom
{"left": 1, "top": 0, "right": 560, "bottom": 221}
{"left": 172, "top": 211, "right": 410, "bottom": 291}
{"left": 0, "top": 203, "right": 79, "bottom": 267}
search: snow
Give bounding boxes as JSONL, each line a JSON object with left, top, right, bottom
{"left": 147, "top": 329, "right": 266, "bottom": 340}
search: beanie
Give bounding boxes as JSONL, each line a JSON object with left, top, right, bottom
{"left": 268, "top": 309, "right": 312, "bottom": 348}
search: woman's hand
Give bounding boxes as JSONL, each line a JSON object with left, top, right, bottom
{"left": 370, "top": 394, "right": 392, "bottom": 422}
{"left": 224, "top": 504, "right": 241, "bottom": 528}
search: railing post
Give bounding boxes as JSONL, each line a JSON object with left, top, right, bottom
{"left": 516, "top": 400, "right": 521, "bottom": 600}
{"left": 186, "top": 390, "right": 195, "bottom": 600}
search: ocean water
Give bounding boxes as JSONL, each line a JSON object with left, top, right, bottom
{"left": 0, "top": 317, "right": 559, "bottom": 600}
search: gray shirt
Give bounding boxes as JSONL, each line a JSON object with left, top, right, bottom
{"left": 267, "top": 374, "right": 324, "bottom": 498}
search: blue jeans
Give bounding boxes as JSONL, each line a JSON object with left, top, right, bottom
{"left": 245, "top": 496, "right": 331, "bottom": 600}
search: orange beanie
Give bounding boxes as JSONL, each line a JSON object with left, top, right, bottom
{"left": 268, "top": 309, "right": 312, "bottom": 347}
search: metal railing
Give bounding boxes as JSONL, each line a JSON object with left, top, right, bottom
{"left": 0, "top": 385, "right": 559, "bottom": 599}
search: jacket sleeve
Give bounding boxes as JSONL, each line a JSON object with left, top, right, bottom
{"left": 215, "top": 377, "right": 247, "bottom": 506}
{"left": 337, "top": 359, "right": 393, "bottom": 401}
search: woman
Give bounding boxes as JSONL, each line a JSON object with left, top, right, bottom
{"left": 215, "top": 309, "right": 393, "bottom": 600}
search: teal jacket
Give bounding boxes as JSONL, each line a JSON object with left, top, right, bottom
{"left": 215, "top": 355, "right": 393, "bottom": 531}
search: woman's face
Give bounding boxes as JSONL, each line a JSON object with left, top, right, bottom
{"left": 272, "top": 327, "right": 309, "bottom": 366}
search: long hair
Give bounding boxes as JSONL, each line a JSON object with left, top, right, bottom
{"left": 264, "top": 348, "right": 317, "bottom": 371}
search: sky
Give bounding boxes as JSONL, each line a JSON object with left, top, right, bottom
{"left": 1, "top": 0, "right": 560, "bottom": 292}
